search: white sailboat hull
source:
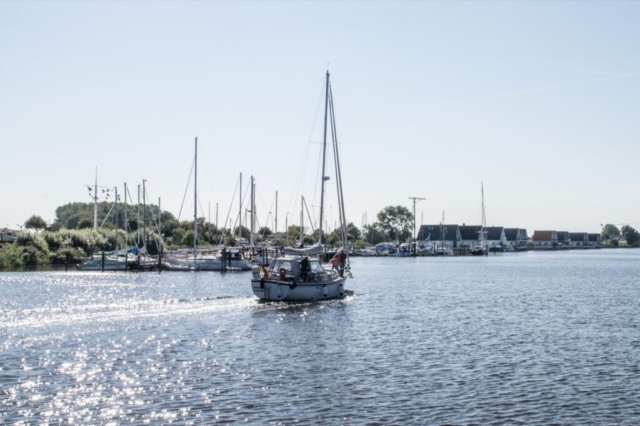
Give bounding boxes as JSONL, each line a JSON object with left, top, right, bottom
{"left": 251, "top": 276, "right": 347, "bottom": 301}
{"left": 77, "top": 256, "right": 130, "bottom": 271}
{"left": 163, "top": 256, "right": 252, "bottom": 271}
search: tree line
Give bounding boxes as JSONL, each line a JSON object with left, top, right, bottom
{"left": 2, "top": 202, "right": 418, "bottom": 268}
{"left": 601, "top": 223, "right": 640, "bottom": 247}
{"left": 5, "top": 204, "right": 634, "bottom": 269}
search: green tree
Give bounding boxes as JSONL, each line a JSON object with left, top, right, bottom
{"left": 258, "top": 227, "right": 272, "bottom": 239}
{"left": 376, "top": 206, "right": 414, "bottom": 242}
{"left": 78, "top": 219, "right": 93, "bottom": 229}
{"left": 347, "top": 222, "right": 361, "bottom": 240}
{"left": 225, "top": 235, "right": 237, "bottom": 247}
{"left": 601, "top": 224, "right": 621, "bottom": 241}
{"left": 621, "top": 225, "right": 640, "bottom": 247}
{"left": 286, "top": 225, "right": 301, "bottom": 241}
{"left": 234, "top": 225, "right": 251, "bottom": 241}
{"left": 362, "top": 223, "right": 389, "bottom": 245}
{"left": 160, "top": 211, "right": 180, "bottom": 237}
{"left": 25, "top": 215, "right": 48, "bottom": 231}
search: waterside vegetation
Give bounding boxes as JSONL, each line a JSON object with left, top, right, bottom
{"left": 1, "top": 202, "right": 637, "bottom": 269}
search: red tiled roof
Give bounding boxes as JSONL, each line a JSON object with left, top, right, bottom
{"left": 532, "top": 230, "right": 556, "bottom": 241}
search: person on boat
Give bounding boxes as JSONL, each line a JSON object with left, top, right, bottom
{"left": 300, "top": 255, "right": 310, "bottom": 282}
{"left": 334, "top": 249, "right": 347, "bottom": 277}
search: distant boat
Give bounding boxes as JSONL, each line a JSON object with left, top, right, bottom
{"left": 470, "top": 245, "right": 484, "bottom": 256}
{"left": 0, "top": 229, "right": 18, "bottom": 243}
{"left": 360, "top": 247, "right": 377, "bottom": 257}
{"left": 396, "top": 242, "right": 413, "bottom": 257}
{"left": 77, "top": 251, "right": 133, "bottom": 271}
{"left": 163, "top": 248, "right": 252, "bottom": 271}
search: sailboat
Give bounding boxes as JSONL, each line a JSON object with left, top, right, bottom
{"left": 470, "top": 182, "right": 489, "bottom": 256}
{"left": 250, "top": 71, "right": 351, "bottom": 301}
{"left": 78, "top": 175, "right": 132, "bottom": 271}
{"left": 162, "top": 138, "right": 252, "bottom": 271}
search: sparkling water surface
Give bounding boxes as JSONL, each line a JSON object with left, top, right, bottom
{"left": 1, "top": 250, "right": 639, "bottom": 424}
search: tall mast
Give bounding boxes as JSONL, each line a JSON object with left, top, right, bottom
{"left": 441, "top": 210, "right": 445, "bottom": 248}
{"left": 329, "top": 84, "right": 348, "bottom": 250}
{"left": 409, "top": 197, "right": 425, "bottom": 253}
{"left": 250, "top": 176, "right": 255, "bottom": 246}
{"left": 481, "top": 181, "right": 488, "bottom": 256}
{"left": 137, "top": 185, "right": 141, "bottom": 248}
{"left": 158, "top": 197, "right": 163, "bottom": 255}
{"left": 318, "top": 70, "right": 330, "bottom": 245}
{"left": 143, "top": 179, "right": 147, "bottom": 251}
{"left": 93, "top": 167, "right": 98, "bottom": 230}
{"left": 300, "top": 197, "right": 304, "bottom": 246}
{"left": 114, "top": 187, "right": 119, "bottom": 252}
{"left": 275, "top": 191, "right": 278, "bottom": 235}
{"left": 124, "top": 183, "right": 128, "bottom": 251}
{"left": 239, "top": 173, "right": 243, "bottom": 242}
{"left": 194, "top": 137, "right": 198, "bottom": 255}
{"left": 481, "top": 181, "right": 486, "bottom": 229}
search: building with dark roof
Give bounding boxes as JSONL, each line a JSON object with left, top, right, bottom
{"left": 588, "top": 233, "right": 602, "bottom": 248}
{"left": 484, "top": 227, "right": 507, "bottom": 248}
{"left": 504, "top": 228, "right": 528, "bottom": 250}
{"left": 556, "top": 231, "right": 571, "bottom": 247}
{"left": 459, "top": 225, "right": 482, "bottom": 247}
{"left": 569, "top": 232, "right": 589, "bottom": 247}
{"left": 417, "top": 224, "right": 462, "bottom": 248}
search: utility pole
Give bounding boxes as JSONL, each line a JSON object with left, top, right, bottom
{"left": 409, "top": 197, "right": 426, "bottom": 256}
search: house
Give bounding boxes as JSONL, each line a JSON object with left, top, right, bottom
{"left": 504, "top": 228, "right": 528, "bottom": 250}
{"left": 532, "top": 230, "right": 558, "bottom": 249}
{"left": 418, "top": 224, "right": 462, "bottom": 248}
{"left": 569, "top": 232, "right": 589, "bottom": 248}
{"left": 459, "top": 225, "right": 483, "bottom": 248}
{"left": 484, "top": 227, "right": 507, "bottom": 250}
{"left": 556, "top": 231, "right": 571, "bottom": 248}
{"left": 588, "top": 233, "right": 602, "bottom": 248}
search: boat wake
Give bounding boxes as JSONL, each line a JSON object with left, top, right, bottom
{"left": 2, "top": 295, "right": 254, "bottom": 331}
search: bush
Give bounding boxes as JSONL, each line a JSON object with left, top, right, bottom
{"left": 225, "top": 236, "right": 237, "bottom": 247}
{"left": 50, "top": 247, "right": 86, "bottom": 265}
{"left": 0, "top": 242, "right": 50, "bottom": 268}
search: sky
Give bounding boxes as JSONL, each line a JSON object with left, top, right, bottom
{"left": 1, "top": 1, "right": 639, "bottom": 235}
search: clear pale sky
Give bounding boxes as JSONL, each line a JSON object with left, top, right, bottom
{"left": 1, "top": 1, "right": 639, "bottom": 235}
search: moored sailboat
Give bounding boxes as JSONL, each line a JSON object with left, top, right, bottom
{"left": 162, "top": 138, "right": 253, "bottom": 271}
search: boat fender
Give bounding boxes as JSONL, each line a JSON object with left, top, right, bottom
{"left": 289, "top": 280, "right": 297, "bottom": 290}
{"left": 260, "top": 278, "right": 265, "bottom": 289}
{"left": 279, "top": 268, "right": 287, "bottom": 281}
{"left": 322, "top": 284, "right": 328, "bottom": 297}
{"left": 338, "top": 283, "right": 343, "bottom": 297}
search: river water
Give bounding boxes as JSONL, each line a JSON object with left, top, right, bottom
{"left": 1, "top": 250, "right": 639, "bottom": 424}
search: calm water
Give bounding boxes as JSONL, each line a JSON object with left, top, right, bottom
{"left": 1, "top": 250, "right": 639, "bottom": 424}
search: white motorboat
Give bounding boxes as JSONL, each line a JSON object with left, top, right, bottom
{"left": 360, "top": 247, "right": 377, "bottom": 257}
